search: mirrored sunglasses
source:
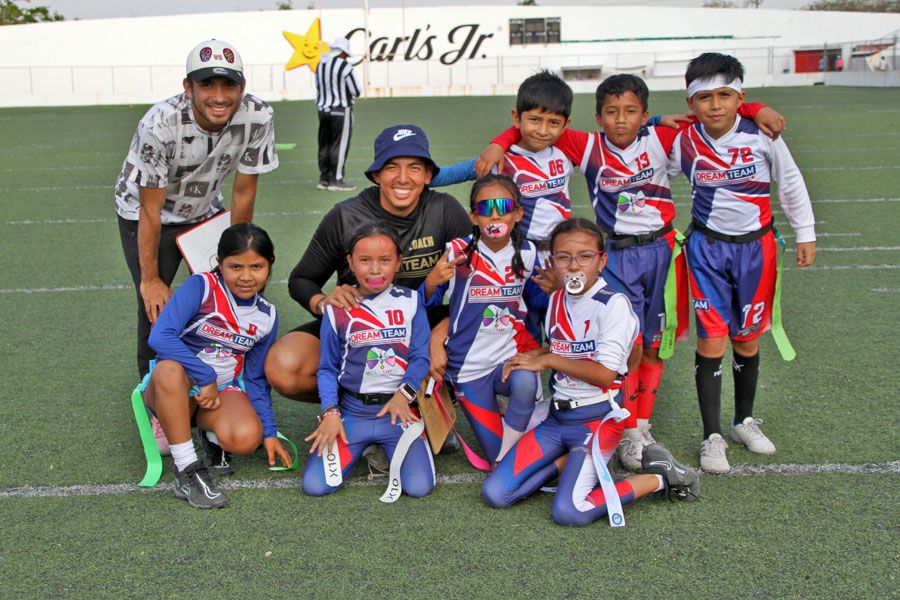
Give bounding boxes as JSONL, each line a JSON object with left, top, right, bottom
{"left": 474, "top": 197, "right": 516, "bottom": 217}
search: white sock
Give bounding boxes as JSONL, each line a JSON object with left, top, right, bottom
{"left": 653, "top": 474, "right": 665, "bottom": 492}
{"left": 637, "top": 418, "right": 650, "bottom": 429}
{"left": 495, "top": 419, "right": 525, "bottom": 464}
{"left": 171, "top": 441, "right": 199, "bottom": 472}
{"left": 205, "top": 430, "right": 220, "bottom": 446}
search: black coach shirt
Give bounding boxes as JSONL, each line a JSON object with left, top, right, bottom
{"left": 288, "top": 186, "right": 472, "bottom": 315}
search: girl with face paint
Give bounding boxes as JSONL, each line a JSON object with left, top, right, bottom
{"left": 422, "top": 175, "right": 549, "bottom": 465}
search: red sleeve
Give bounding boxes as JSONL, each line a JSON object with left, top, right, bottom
{"left": 492, "top": 126, "right": 521, "bottom": 150}
{"left": 652, "top": 125, "right": 680, "bottom": 155}
{"left": 554, "top": 128, "right": 590, "bottom": 166}
{"left": 739, "top": 102, "right": 766, "bottom": 119}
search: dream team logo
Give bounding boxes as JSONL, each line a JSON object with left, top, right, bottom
{"left": 518, "top": 176, "right": 566, "bottom": 196}
{"left": 468, "top": 284, "right": 524, "bottom": 303}
{"left": 600, "top": 168, "right": 653, "bottom": 191}
{"left": 694, "top": 164, "right": 757, "bottom": 186}
{"left": 198, "top": 322, "right": 253, "bottom": 349}
{"left": 549, "top": 338, "right": 596, "bottom": 358}
{"left": 365, "top": 347, "right": 403, "bottom": 376}
{"left": 349, "top": 327, "right": 406, "bottom": 346}
{"left": 480, "top": 304, "right": 514, "bottom": 334}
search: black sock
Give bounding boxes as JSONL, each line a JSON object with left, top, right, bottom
{"left": 695, "top": 353, "right": 723, "bottom": 439}
{"left": 733, "top": 351, "right": 760, "bottom": 426}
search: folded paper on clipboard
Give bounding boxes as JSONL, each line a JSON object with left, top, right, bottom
{"left": 175, "top": 211, "right": 231, "bottom": 274}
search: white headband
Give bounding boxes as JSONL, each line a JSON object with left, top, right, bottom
{"left": 687, "top": 74, "right": 743, "bottom": 98}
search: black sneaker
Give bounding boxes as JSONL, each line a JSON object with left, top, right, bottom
{"left": 174, "top": 460, "right": 226, "bottom": 509}
{"left": 640, "top": 444, "right": 701, "bottom": 502}
{"left": 316, "top": 180, "right": 329, "bottom": 190}
{"left": 200, "top": 431, "right": 234, "bottom": 476}
{"left": 327, "top": 181, "right": 357, "bottom": 192}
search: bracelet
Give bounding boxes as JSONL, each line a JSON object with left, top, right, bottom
{"left": 317, "top": 406, "right": 341, "bottom": 423}
{"left": 315, "top": 297, "right": 326, "bottom": 316}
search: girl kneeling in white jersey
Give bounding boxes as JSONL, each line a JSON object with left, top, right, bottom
{"left": 482, "top": 218, "right": 699, "bottom": 526}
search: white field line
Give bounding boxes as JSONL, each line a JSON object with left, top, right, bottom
{"left": 871, "top": 288, "right": 900, "bottom": 292}
{"left": 780, "top": 232, "right": 860, "bottom": 238}
{"left": 784, "top": 263, "right": 900, "bottom": 271}
{"left": 1, "top": 461, "right": 896, "bottom": 499}
{"left": 814, "top": 246, "right": 900, "bottom": 252}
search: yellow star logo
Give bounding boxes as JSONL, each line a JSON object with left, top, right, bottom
{"left": 283, "top": 18, "right": 330, "bottom": 72}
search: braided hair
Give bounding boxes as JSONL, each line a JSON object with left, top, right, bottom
{"left": 463, "top": 174, "right": 527, "bottom": 277}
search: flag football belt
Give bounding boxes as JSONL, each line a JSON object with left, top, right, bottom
{"left": 340, "top": 387, "right": 394, "bottom": 405}
{"left": 609, "top": 223, "right": 673, "bottom": 250}
{"left": 687, "top": 219, "right": 774, "bottom": 244}
{"left": 553, "top": 389, "right": 619, "bottom": 411}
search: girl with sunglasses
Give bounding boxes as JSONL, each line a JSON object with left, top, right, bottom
{"left": 482, "top": 218, "right": 699, "bottom": 526}
{"left": 423, "top": 174, "right": 548, "bottom": 464}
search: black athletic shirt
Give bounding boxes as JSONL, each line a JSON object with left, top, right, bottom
{"left": 288, "top": 186, "right": 472, "bottom": 316}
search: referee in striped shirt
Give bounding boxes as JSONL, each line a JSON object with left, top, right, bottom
{"left": 315, "top": 37, "right": 361, "bottom": 191}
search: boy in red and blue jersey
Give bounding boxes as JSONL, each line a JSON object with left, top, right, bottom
{"left": 673, "top": 53, "right": 816, "bottom": 473}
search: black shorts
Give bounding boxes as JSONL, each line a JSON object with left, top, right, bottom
{"left": 288, "top": 304, "right": 450, "bottom": 340}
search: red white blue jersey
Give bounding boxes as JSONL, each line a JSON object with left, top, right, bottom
{"left": 318, "top": 285, "right": 430, "bottom": 409}
{"left": 148, "top": 272, "right": 279, "bottom": 437}
{"left": 426, "top": 237, "right": 544, "bottom": 384}
{"left": 674, "top": 118, "right": 816, "bottom": 243}
{"left": 545, "top": 277, "right": 639, "bottom": 402}
{"left": 553, "top": 127, "right": 679, "bottom": 235}
{"left": 500, "top": 145, "right": 573, "bottom": 242}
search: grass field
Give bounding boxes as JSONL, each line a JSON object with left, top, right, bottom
{"left": 0, "top": 86, "right": 898, "bottom": 599}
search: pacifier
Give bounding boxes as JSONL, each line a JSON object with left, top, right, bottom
{"left": 482, "top": 223, "right": 509, "bottom": 240}
{"left": 564, "top": 272, "right": 586, "bottom": 294}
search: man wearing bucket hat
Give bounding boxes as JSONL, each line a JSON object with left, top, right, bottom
{"left": 115, "top": 38, "right": 279, "bottom": 385}
{"left": 315, "top": 36, "right": 361, "bottom": 192}
{"left": 265, "top": 124, "right": 471, "bottom": 403}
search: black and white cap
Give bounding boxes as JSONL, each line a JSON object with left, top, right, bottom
{"left": 186, "top": 39, "right": 244, "bottom": 84}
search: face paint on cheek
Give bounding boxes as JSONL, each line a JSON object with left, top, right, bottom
{"left": 564, "top": 272, "right": 586, "bottom": 294}
{"left": 482, "top": 223, "right": 509, "bottom": 239}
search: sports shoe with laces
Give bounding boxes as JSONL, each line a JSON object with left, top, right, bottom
{"left": 638, "top": 422, "right": 656, "bottom": 446}
{"left": 316, "top": 181, "right": 329, "bottom": 190}
{"left": 731, "top": 417, "right": 776, "bottom": 455}
{"left": 174, "top": 460, "right": 226, "bottom": 509}
{"left": 640, "top": 444, "right": 700, "bottom": 501}
{"left": 617, "top": 428, "right": 644, "bottom": 471}
{"left": 699, "top": 433, "right": 730, "bottom": 474}
{"left": 200, "top": 431, "right": 234, "bottom": 476}
{"left": 363, "top": 444, "right": 389, "bottom": 480}
{"left": 327, "top": 180, "right": 357, "bottom": 192}
{"left": 150, "top": 415, "right": 171, "bottom": 456}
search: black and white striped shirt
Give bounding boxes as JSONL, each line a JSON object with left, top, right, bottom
{"left": 315, "top": 53, "right": 361, "bottom": 111}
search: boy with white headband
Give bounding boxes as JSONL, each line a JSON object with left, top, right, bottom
{"left": 673, "top": 53, "right": 816, "bottom": 473}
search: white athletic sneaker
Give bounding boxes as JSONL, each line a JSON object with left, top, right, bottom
{"left": 699, "top": 433, "right": 730, "bottom": 474}
{"left": 617, "top": 428, "right": 644, "bottom": 471}
{"left": 731, "top": 417, "right": 777, "bottom": 455}
{"left": 639, "top": 422, "right": 656, "bottom": 447}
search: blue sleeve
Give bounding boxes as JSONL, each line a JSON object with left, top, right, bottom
{"left": 316, "top": 310, "right": 341, "bottom": 410}
{"left": 148, "top": 275, "right": 217, "bottom": 387}
{"left": 430, "top": 157, "right": 477, "bottom": 188}
{"left": 523, "top": 275, "right": 548, "bottom": 313}
{"left": 421, "top": 279, "right": 449, "bottom": 308}
{"left": 647, "top": 114, "right": 663, "bottom": 127}
{"left": 402, "top": 298, "right": 431, "bottom": 390}
{"left": 243, "top": 314, "right": 279, "bottom": 439}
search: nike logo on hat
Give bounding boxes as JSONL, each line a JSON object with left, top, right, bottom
{"left": 393, "top": 129, "right": 416, "bottom": 142}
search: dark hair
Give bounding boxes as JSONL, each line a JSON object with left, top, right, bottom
{"left": 346, "top": 221, "right": 402, "bottom": 257}
{"left": 516, "top": 70, "right": 573, "bottom": 120}
{"left": 463, "top": 174, "right": 526, "bottom": 277}
{"left": 216, "top": 222, "right": 275, "bottom": 270}
{"left": 685, "top": 53, "right": 745, "bottom": 88}
{"left": 595, "top": 74, "right": 649, "bottom": 113}
{"left": 549, "top": 218, "right": 606, "bottom": 253}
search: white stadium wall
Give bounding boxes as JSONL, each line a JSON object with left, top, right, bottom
{"left": 0, "top": 5, "right": 897, "bottom": 107}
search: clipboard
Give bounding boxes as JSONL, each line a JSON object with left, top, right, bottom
{"left": 175, "top": 211, "right": 231, "bottom": 274}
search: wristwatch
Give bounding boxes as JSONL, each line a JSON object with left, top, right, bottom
{"left": 398, "top": 383, "right": 417, "bottom": 404}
